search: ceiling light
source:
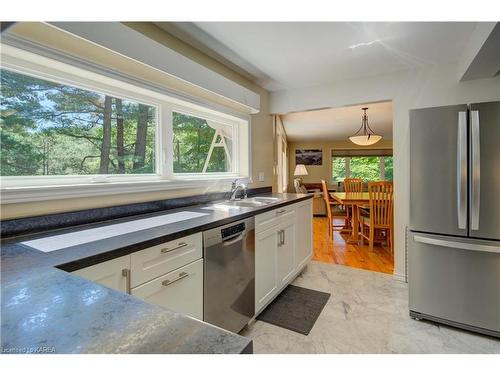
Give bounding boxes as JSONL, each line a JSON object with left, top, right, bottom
{"left": 348, "top": 39, "right": 381, "bottom": 49}
{"left": 349, "top": 107, "right": 382, "bottom": 146}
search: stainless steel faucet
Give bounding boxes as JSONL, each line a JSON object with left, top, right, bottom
{"left": 229, "top": 179, "right": 247, "bottom": 201}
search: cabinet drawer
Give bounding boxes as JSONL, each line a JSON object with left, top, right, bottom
{"left": 131, "top": 259, "right": 203, "bottom": 320}
{"left": 255, "top": 205, "right": 295, "bottom": 233}
{"left": 130, "top": 232, "right": 202, "bottom": 287}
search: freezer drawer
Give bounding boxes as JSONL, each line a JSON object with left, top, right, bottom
{"left": 409, "top": 232, "right": 500, "bottom": 336}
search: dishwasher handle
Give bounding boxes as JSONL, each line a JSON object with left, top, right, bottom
{"left": 222, "top": 231, "right": 245, "bottom": 246}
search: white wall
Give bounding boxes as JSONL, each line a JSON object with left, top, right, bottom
{"left": 271, "top": 63, "right": 500, "bottom": 281}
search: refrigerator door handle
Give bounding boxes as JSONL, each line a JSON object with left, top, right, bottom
{"left": 413, "top": 235, "right": 500, "bottom": 254}
{"left": 457, "top": 111, "right": 467, "bottom": 230}
{"left": 471, "top": 110, "right": 480, "bottom": 231}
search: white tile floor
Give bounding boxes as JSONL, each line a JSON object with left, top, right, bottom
{"left": 241, "top": 261, "right": 500, "bottom": 353}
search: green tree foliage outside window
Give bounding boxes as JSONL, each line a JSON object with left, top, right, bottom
{"left": 1, "top": 69, "right": 155, "bottom": 176}
{"left": 172, "top": 112, "right": 231, "bottom": 173}
{"left": 331, "top": 155, "right": 393, "bottom": 183}
{"left": 332, "top": 156, "right": 346, "bottom": 183}
{"left": 350, "top": 156, "right": 381, "bottom": 181}
{"left": 384, "top": 156, "right": 393, "bottom": 181}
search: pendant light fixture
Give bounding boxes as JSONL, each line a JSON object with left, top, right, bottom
{"left": 349, "top": 107, "right": 382, "bottom": 146}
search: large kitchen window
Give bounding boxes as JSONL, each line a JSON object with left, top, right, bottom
{"left": 0, "top": 46, "right": 250, "bottom": 200}
{"left": 331, "top": 149, "right": 393, "bottom": 183}
{"left": 1, "top": 69, "right": 157, "bottom": 177}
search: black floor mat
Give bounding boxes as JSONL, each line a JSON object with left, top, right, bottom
{"left": 256, "top": 285, "right": 330, "bottom": 335}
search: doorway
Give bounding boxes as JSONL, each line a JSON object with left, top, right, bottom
{"left": 280, "top": 101, "right": 395, "bottom": 274}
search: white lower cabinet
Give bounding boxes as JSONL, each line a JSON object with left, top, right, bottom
{"left": 72, "top": 255, "right": 130, "bottom": 293}
{"left": 255, "top": 226, "right": 279, "bottom": 312}
{"left": 130, "top": 233, "right": 202, "bottom": 288}
{"left": 277, "top": 218, "right": 296, "bottom": 286}
{"left": 72, "top": 233, "right": 203, "bottom": 320}
{"left": 131, "top": 259, "right": 203, "bottom": 320}
{"left": 255, "top": 199, "right": 313, "bottom": 315}
{"left": 294, "top": 200, "right": 313, "bottom": 270}
{"left": 72, "top": 198, "right": 312, "bottom": 322}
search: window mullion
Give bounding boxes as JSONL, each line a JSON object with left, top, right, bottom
{"left": 346, "top": 157, "right": 350, "bottom": 178}
{"left": 162, "top": 104, "right": 173, "bottom": 180}
{"left": 380, "top": 157, "right": 385, "bottom": 180}
{"left": 232, "top": 124, "right": 239, "bottom": 174}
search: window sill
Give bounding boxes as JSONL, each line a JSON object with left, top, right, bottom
{"left": 0, "top": 176, "right": 250, "bottom": 204}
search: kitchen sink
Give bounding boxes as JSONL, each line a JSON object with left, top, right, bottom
{"left": 202, "top": 197, "right": 283, "bottom": 211}
{"left": 224, "top": 197, "right": 282, "bottom": 207}
{"left": 213, "top": 196, "right": 282, "bottom": 208}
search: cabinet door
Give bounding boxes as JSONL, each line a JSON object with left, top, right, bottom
{"left": 277, "top": 219, "right": 296, "bottom": 286}
{"left": 295, "top": 200, "right": 313, "bottom": 270}
{"left": 72, "top": 255, "right": 130, "bottom": 293}
{"left": 131, "top": 259, "right": 203, "bottom": 320}
{"left": 255, "top": 226, "right": 279, "bottom": 313}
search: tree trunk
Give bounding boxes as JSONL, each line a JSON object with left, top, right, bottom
{"left": 99, "top": 95, "right": 112, "bottom": 174}
{"left": 42, "top": 138, "right": 48, "bottom": 175}
{"left": 133, "top": 104, "right": 148, "bottom": 171}
{"left": 115, "top": 98, "right": 125, "bottom": 174}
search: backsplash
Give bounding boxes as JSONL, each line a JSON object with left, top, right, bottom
{"left": 1, "top": 186, "right": 272, "bottom": 238}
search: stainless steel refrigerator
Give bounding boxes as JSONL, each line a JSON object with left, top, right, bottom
{"left": 409, "top": 101, "right": 500, "bottom": 337}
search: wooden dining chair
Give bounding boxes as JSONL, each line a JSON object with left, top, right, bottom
{"left": 344, "top": 178, "right": 363, "bottom": 193}
{"left": 359, "top": 181, "right": 394, "bottom": 253}
{"left": 343, "top": 178, "right": 363, "bottom": 231}
{"left": 321, "top": 180, "right": 349, "bottom": 237}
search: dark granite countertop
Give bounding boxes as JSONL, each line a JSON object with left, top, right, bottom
{"left": 1, "top": 193, "right": 311, "bottom": 354}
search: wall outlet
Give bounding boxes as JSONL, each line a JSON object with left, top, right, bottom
{"left": 258, "top": 172, "right": 265, "bottom": 182}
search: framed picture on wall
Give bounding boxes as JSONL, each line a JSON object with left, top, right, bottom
{"left": 295, "top": 149, "right": 322, "bottom": 165}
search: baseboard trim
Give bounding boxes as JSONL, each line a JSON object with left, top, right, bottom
{"left": 393, "top": 273, "right": 407, "bottom": 283}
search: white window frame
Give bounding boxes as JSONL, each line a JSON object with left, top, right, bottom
{"left": 0, "top": 45, "right": 250, "bottom": 203}
{"left": 170, "top": 105, "right": 240, "bottom": 178}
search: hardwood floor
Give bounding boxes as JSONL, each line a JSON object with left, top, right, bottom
{"left": 313, "top": 216, "right": 394, "bottom": 275}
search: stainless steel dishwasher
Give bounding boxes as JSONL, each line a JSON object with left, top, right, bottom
{"left": 203, "top": 217, "right": 255, "bottom": 333}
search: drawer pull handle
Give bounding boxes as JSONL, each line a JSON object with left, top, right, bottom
{"left": 277, "top": 229, "right": 284, "bottom": 247}
{"left": 276, "top": 209, "right": 286, "bottom": 214}
{"left": 122, "top": 268, "right": 131, "bottom": 294}
{"left": 161, "top": 242, "right": 188, "bottom": 253}
{"left": 162, "top": 272, "right": 189, "bottom": 286}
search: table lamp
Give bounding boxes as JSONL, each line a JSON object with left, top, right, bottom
{"left": 294, "top": 164, "right": 308, "bottom": 183}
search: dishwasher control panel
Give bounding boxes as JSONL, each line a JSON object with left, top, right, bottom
{"left": 221, "top": 222, "right": 245, "bottom": 239}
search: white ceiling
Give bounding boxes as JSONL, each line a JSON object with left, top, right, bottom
{"left": 174, "top": 22, "right": 477, "bottom": 91}
{"left": 282, "top": 101, "right": 393, "bottom": 142}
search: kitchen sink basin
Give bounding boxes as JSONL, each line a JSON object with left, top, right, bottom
{"left": 225, "top": 197, "right": 282, "bottom": 207}
{"left": 202, "top": 197, "right": 283, "bottom": 211}
{"left": 219, "top": 197, "right": 282, "bottom": 208}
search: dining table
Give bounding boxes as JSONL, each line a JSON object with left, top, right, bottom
{"left": 331, "top": 192, "right": 370, "bottom": 244}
